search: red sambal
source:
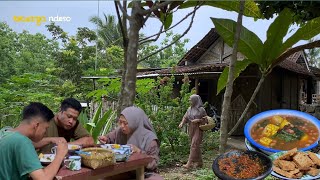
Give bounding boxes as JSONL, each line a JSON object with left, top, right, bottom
{"left": 218, "top": 154, "right": 265, "bottom": 179}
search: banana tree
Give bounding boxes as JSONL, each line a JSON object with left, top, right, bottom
{"left": 78, "top": 103, "right": 116, "bottom": 142}
{"left": 212, "top": 8, "right": 320, "bottom": 144}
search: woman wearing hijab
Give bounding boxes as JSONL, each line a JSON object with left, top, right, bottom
{"left": 179, "top": 94, "right": 207, "bottom": 169}
{"left": 98, "top": 106, "right": 163, "bottom": 180}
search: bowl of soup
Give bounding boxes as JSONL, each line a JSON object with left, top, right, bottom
{"left": 244, "top": 109, "right": 320, "bottom": 154}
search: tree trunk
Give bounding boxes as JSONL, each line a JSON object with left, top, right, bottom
{"left": 219, "top": 0, "right": 245, "bottom": 154}
{"left": 117, "top": 1, "right": 129, "bottom": 115}
{"left": 118, "top": 1, "right": 143, "bottom": 112}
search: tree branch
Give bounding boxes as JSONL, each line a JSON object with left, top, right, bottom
{"left": 139, "top": 25, "right": 163, "bottom": 45}
{"left": 271, "top": 40, "right": 320, "bottom": 70}
{"left": 138, "top": 5, "right": 199, "bottom": 63}
{"left": 114, "top": 1, "right": 128, "bottom": 47}
{"left": 115, "top": 1, "right": 134, "bottom": 21}
{"left": 139, "top": 1, "right": 172, "bottom": 15}
{"left": 139, "top": 6, "right": 200, "bottom": 43}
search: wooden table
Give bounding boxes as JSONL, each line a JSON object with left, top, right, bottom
{"left": 55, "top": 153, "right": 152, "bottom": 180}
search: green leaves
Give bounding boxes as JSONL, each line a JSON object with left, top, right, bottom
{"left": 161, "top": 13, "right": 173, "bottom": 30}
{"left": 283, "top": 16, "right": 320, "bottom": 52}
{"left": 180, "top": 0, "right": 262, "bottom": 18}
{"left": 78, "top": 103, "right": 116, "bottom": 142}
{"left": 211, "top": 18, "right": 263, "bottom": 64}
{"left": 262, "top": 8, "right": 292, "bottom": 68}
{"left": 92, "top": 109, "right": 115, "bottom": 142}
{"left": 90, "top": 102, "right": 102, "bottom": 133}
{"left": 217, "top": 59, "right": 252, "bottom": 94}
{"left": 213, "top": 7, "right": 320, "bottom": 94}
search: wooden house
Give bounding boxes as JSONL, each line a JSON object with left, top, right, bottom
{"left": 138, "top": 28, "right": 319, "bottom": 135}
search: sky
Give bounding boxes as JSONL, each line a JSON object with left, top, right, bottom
{"left": 0, "top": 1, "right": 310, "bottom": 50}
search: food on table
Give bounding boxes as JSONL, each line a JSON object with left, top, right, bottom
{"left": 38, "top": 153, "right": 44, "bottom": 159}
{"left": 273, "top": 148, "right": 320, "bottom": 178}
{"left": 218, "top": 153, "right": 266, "bottom": 179}
{"left": 69, "top": 145, "right": 80, "bottom": 150}
{"left": 251, "top": 115, "right": 319, "bottom": 150}
{"left": 111, "top": 144, "right": 121, "bottom": 149}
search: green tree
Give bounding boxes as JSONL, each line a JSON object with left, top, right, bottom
{"left": 90, "top": 14, "right": 123, "bottom": 48}
{"left": 306, "top": 39, "right": 320, "bottom": 67}
{"left": 0, "top": 72, "right": 76, "bottom": 128}
{"left": 139, "top": 31, "right": 189, "bottom": 68}
{"left": 257, "top": 1, "right": 320, "bottom": 24}
{"left": 0, "top": 22, "right": 58, "bottom": 82}
{"left": 0, "top": 22, "right": 17, "bottom": 83}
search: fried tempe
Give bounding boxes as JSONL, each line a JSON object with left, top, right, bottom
{"left": 307, "top": 151, "right": 320, "bottom": 166}
{"left": 293, "top": 152, "right": 314, "bottom": 170}
{"left": 307, "top": 168, "right": 320, "bottom": 177}
{"left": 278, "top": 148, "right": 298, "bottom": 160}
{"left": 273, "top": 149, "right": 320, "bottom": 178}
{"left": 277, "top": 160, "right": 296, "bottom": 171}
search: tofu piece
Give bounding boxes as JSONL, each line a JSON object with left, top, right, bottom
{"left": 259, "top": 137, "right": 273, "bottom": 146}
{"left": 293, "top": 152, "right": 314, "bottom": 170}
{"left": 262, "top": 124, "right": 280, "bottom": 137}
{"left": 277, "top": 160, "right": 296, "bottom": 171}
{"left": 270, "top": 115, "right": 284, "bottom": 125}
{"left": 279, "top": 148, "right": 298, "bottom": 160}
{"left": 307, "top": 168, "right": 320, "bottom": 176}
{"left": 307, "top": 151, "right": 320, "bottom": 166}
{"left": 273, "top": 166, "right": 294, "bottom": 178}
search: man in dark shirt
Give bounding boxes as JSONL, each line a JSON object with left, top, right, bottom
{"left": 34, "top": 98, "right": 94, "bottom": 153}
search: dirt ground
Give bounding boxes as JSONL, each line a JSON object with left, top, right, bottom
{"left": 158, "top": 151, "right": 218, "bottom": 180}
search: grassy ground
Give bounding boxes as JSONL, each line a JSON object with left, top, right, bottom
{"left": 157, "top": 132, "right": 279, "bottom": 180}
{"left": 159, "top": 151, "right": 218, "bottom": 180}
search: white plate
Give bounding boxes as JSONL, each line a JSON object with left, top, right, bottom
{"left": 100, "top": 144, "right": 131, "bottom": 153}
{"left": 269, "top": 151, "right": 320, "bottom": 180}
{"left": 39, "top": 154, "right": 55, "bottom": 163}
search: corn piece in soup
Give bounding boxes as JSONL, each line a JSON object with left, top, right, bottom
{"left": 259, "top": 137, "right": 273, "bottom": 146}
{"left": 262, "top": 124, "right": 280, "bottom": 137}
{"left": 251, "top": 115, "right": 319, "bottom": 151}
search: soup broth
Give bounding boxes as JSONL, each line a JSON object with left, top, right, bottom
{"left": 251, "top": 115, "right": 319, "bottom": 150}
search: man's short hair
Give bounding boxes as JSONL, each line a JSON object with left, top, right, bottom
{"left": 22, "top": 102, "right": 54, "bottom": 122}
{"left": 60, "top": 98, "right": 82, "bottom": 113}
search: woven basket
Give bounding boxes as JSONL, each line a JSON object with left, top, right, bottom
{"left": 199, "top": 116, "right": 216, "bottom": 131}
{"left": 80, "top": 147, "right": 115, "bottom": 169}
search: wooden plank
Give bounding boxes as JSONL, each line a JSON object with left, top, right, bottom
{"left": 271, "top": 71, "right": 281, "bottom": 109}
{"left": 136, "top": 166, "right": 145, "bottom": 180}
{"left": 291, "top": 75, "right": 298, "bottom": 109}
{"left": 55, "top": 153, "right": 152, "bottom": 180}
{"left": 260, "top": 74, "right": 272, "bottom": 111}
{"left": 282, "top": 74, "right": 291, "bottom": 108}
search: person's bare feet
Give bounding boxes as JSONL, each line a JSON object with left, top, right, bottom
{"left": 182, "top": 161, "right": 192, "bottom": 169}
{"left": 194, "top": 162, "right": 203, "bottom": 168}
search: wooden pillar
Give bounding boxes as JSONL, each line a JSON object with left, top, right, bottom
{"left": 195, "top": 78, "right": 199, "bottom": 94}
{"left": 307, "top": 77, "right": 313, "bottom": 104}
